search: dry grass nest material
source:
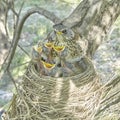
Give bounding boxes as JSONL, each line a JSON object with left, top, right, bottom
{"left": 3, "top": 57, "right": 104, "bottom": 120}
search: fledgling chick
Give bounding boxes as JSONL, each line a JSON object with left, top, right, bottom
{"left": 32, "top": 46, "right": 44, "bottom": 74}
{"left": 44, "top": 42, "right": 54, "bottom": 62}
{"left": 41, "top": 60, "right": 56, "bottom": 76}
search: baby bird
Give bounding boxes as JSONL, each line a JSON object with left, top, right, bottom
{"left": 31, "top": 46, "right": 42, "bottom": 72}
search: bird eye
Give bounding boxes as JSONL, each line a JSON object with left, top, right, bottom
{"left": 61, "top": 30, "right": 67, "bottom": 34}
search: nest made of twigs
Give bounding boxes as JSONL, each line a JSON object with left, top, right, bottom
{"left": 3, "top": 57, "right": 104, "bottom": 120}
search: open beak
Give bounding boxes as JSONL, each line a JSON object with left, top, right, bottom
{"left": 41, "top": 61, "right": 56, "bottom": 70}
{"left": 53, "top": 45, "right": 65, "bottom": 52}
{"left": 37, "top": 47, "right": 42, "bottom": 53}
{"left": 54, "top": 30, "right": 63, "bottom": 35}
{"left": 44, "top": 42, "right": 54, "bottom": 49}
{"left": 33, "top": 46, "right": 42, "bottom": 54}
{"left": 57, "top": 31, "right": 62, "bottom": 35}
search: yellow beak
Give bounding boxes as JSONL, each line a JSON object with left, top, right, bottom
{"left": 41, "top": 61, "right": 55, "bottom": 70}
{"left": 44, "top": 42, "right": 54, "bottom": 49}
{"left": 53, "top": 46, "right": 65, "bottom": 52}
{"left": 37, "top": 47, "right": 42, "bottom": 53}
{"left": 56, "top": 31, "right": 63, "bottom": 35}
{"left": 33, "top": 46, "right": 42, "bottom": 53}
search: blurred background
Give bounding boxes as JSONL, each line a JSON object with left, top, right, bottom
{"left": 0, "top": 0, "right": 120, "bottom": 111}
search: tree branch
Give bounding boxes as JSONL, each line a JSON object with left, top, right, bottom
{"left": 7, "top": 70, "right": 19, "bottom": 93}
{"left": 6, "top": 7, "right": 61, "bottom": 70}
{"left": 18, "top": 44, "right": 30, "bottom": 57}
{"left": 62, "top": 0, "right": 89, "bottom": 27}
{"left": 62, "top": 0, "right": 120, "bottom": 58}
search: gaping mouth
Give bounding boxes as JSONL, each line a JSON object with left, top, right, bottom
{"left": 41, "top": 61, "right": 56, "bottom": 69}
{"left": 44, "top": 42, "right": 54, "bottom": 48}
{"left": 53, "top": 46, "right": 65, "bottom": 52}
{"left": 33, "top": 46, "right": 42, "bottom": 53}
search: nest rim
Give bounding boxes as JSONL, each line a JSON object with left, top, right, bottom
{"left": 30, "top": 56, "right": 95, "bottom": 81}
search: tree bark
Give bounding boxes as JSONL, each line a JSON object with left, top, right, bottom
{"left": 0, "top": 0, "right": 8, "bottom": 48}
{"left": 0, "top": 0, "right": 16, "bottom": 49}
{"left": 62, "top": 0, "right": 120, "bottom": 118}
{"left": 62, "top": 0, "right": 120, "bottom": 58}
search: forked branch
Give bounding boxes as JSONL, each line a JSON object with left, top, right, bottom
{"left": 62, "top": 0, "right": 120, "bottom": 58}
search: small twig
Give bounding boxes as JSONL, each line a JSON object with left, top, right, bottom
{"left": 7, "top": 70, "right": 18, "bottom": 93}
{"left": 0, "top": 44, "right": 30, "bottom": 72}
{"left": 0, "top": 42, "right": 12, "bottom": 72}
{"left": 13, "top": 1, "right": 24, "bottom": 30}
{"left": 18, "top": 44, "right": 30, "bottom": 57}
{"left": 18, "top": 43, "right": 33, "bottom": 47}
{"left": 4, "top": 7, "right": 9, "bottom": 38}
{"left": 7, "top": 94, "right": 17, "bottom": 112}
{"left": 105, "top": 74, "right": 120, "bottom": 88}
{"left": 60, "top": 0, "right": 79, "bottom": 4}
{"left": 18, "top": 1, "right": 25, "bottom": 15}
{"left": 0, "top": 53, "right": 9, "bottom": 72}
{"left": 13, "top": 2, "right": 24, "bottom": 37}
{"left": 3, "top": 0, "right": 18, "bottom": 39}
{"left": 10, "top": 6, "right": 19, "bottom": 17}
{"left": 11, "top": 61, "right": 30, "bottom": 69}
{"left": 4, "top": 1, "right": 25, "bottom": 71}
{"left": 3, "top": 0, "right": 10, "bottom": 39}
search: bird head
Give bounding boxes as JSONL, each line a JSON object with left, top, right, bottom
{"left": 53, "top": 23, "right": 75, "bottom": 40}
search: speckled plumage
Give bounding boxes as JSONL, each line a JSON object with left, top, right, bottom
{"left": 48, "top": 24, "right": 84, "bottom": 63}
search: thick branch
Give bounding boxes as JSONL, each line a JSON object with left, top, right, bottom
{"left": 62, "top": 0, "right": 120, "bottom": 58}
{"left": 62, "top": 0, "right": 89, "bottom": 27}
{"left": 6, "top": 7, "right": 61, "bottom": 70}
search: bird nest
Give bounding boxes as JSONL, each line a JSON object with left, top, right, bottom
{"left": 3, "top": 56, "right": 103, "bottom": 120}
